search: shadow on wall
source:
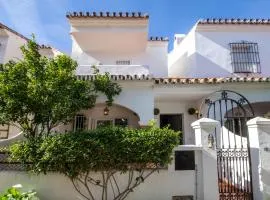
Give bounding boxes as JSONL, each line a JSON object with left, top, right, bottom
{"left": 169, "top": 52, "right": 194, "bottom": 77}
{"left": 261, "top": 168, "right": 270, "bottom": 189}
{"left": 192, "top": 53, "right": 232, "bottom": 78}
{"left": 169, "top": 51, "right": 232, "bottom": 78}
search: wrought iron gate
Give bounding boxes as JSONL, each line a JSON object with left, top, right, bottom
{"left": 204, "top": 90, "right": 254, "bottom": 200}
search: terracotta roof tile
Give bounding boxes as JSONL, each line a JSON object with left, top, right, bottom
{"left": 39, "top": 44, "right": 52, "bottom": 49}
{"left": 154, "top": 77, "right": 270, "bottom": 84}
{"left": 77, "top": 75, "right": 270, "bottom": 84}
{"left": 77, "top": 74, "right": 152, "bottom": 81}
{"left": 198, "top": 18, "right": 270, "bottom": 25}
{"left": 148, "top": 36, "right": 169, "bottom": 41}
{"left": 66, "top": 12, "right": 149, "bottom": 19}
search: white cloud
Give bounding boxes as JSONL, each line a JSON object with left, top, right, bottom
{"left": 0, "top": 0, "right": 51, "bottom": 45}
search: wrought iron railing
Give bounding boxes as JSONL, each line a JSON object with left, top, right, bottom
{"left": 0, "top": 148, "right": 26, "bottom": 171}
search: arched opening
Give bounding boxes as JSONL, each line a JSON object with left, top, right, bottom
{"left": 56, "top": 103, "right": 140, "bottom": 133}
{"left": 223, "top": 101, "right": 270, "bottom": 137}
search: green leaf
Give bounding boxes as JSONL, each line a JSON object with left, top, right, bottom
{"left": 0, "top": 37, "right": 121, "bottom": 139}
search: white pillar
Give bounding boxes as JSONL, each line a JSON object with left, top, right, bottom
{"left": 191, "top": 118, "right": 220, "bottom": 147}
{"left": 191, "top": 118, "right": 220, "bottom": 200}
{"left": 247, "top": 117, "right": 270, "bottom": 200}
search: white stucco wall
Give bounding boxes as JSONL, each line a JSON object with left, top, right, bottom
{"left": 247, "top": 117, "right": 270, "bottom": 199}
{"left": 0, "top": 35, "right": 8, "bottom": 63}
{"left": 154, "top": 101, "right": 197, "bottom": 145}
{"left": 154, "top": 83, "right": 270, "bottom": 145}
{"left": 0, "top": 29, "right": 61, "bottom": 64}
{"left": 146, "top": 42, "right": 168, "bottom": 77}
{"left": 168, "top": 26, "right": 196, "bottom": 77}
{"left": 0, "top": 146, "right": 202, "bottom": 200}
{"left": 72, "top": 37, "right": 168, "bottom": 77}
{"left": 169, "top": 25, "right": 270, "bottom": 78}
{"left": 113, "top": 81, "right": 154, "bottom": 125}
{"left": 2, "top": 32, "right": 27, "bottom": 63}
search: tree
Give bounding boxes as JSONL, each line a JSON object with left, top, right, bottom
{"left": 10, "top": 126, "right": 179, "bottom": 200}
{"left": 0, "top": 38, "right": 121, "bottom": 138}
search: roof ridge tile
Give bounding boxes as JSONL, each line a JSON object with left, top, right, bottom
{"left": 198, "top": 18, "right": 270, "bottom": 25}
{"left": 66, "top": 11, "right": 149, "bottom": 19}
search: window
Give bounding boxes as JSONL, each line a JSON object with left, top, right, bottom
{"left": 96, "top": 120, "right": 113, "bottom": 128}
{"left": 160, "top": 114, "right": 183, "bottom": 144}
{"left": 229, "top": 42, "right": 261, "bottom": 73}
{"left": 74, "top": 114, "right": 86, "bottom": 131}
{"left": 95, "top": 118, "right": 128, "bottom": 128}
{"left": 116, "top": 60, "right": 131, "bottom": 65}
{"left": 114, "top": 118, "right": 128, "bottom": 127}
{"left": 0, "top": 124, "right": 9, "bottom": 139}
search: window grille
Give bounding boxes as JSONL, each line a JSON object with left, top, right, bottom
{"left": 95, "top": 119, "right": 128, "bottom": 128}
{"left": 74, "top": 114, "right": 86, "bottom": 131}
{"left": 116, "top": 60, "right": 131, "bottom": 65}
{"left": 229, "top": 42, "right": 261, "bottom": 73}
{"left": 114, "top": 118, "right": 128, "bottom": 127}
{"left": 96, "top": 120, "right": 113, "bottom": 128}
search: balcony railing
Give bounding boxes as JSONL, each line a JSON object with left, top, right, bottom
{"left": 76, "top": 64, "right": 150, "bottom": 76}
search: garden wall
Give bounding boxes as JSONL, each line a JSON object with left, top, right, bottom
{"left": 0, "top": 146, "right": 201, "bottom": 200}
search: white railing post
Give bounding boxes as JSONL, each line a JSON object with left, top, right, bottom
{"left": 191, "top": 118, "right": 220, "bottom": 200}
{"left": 191, "top": 118, "right": 220, "bottom": 147}
{"left": 247, "top": 117, "right": 270, "bottom": 200}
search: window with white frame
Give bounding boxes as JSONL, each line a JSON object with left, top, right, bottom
{"left": 115, "top": 60, "right": 131, "bottom": 65}
{"left": 229, "top": 42, "right": 261, "bottom": 73}
{"left": 74, "top": 114, "right": 86, "bottom": 131}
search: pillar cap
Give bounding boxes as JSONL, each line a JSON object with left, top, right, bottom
{"left": 191, "top": 117, "right": 219, "bottom": 128}
{"left": 247, "top": 117, "right": 270, "bottom": 126}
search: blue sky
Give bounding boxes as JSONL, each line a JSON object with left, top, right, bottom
{"left": 1, "top": 0, "right": 270, "bottom": 53}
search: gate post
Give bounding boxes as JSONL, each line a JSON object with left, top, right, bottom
{"left": 247, "top": 117, "right": 270, "bottom": 200}
{"left": 192, "top": 118, "right": 220, "bottom": 200}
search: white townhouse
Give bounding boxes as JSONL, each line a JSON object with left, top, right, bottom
{"left": 0, "top": 22, "right": 61, "bottom": 63}
{"left": 1, "top": 13, "right": 270, "bottom": 200}
{"left": 66, "top": 14, "right": 270, "bottom": 146}
{"left": 0, "top": 22, "right": 62, "bottom": 140}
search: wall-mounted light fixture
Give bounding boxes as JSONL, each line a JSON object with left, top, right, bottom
{"left": 188, "top": 107, "right": 200, "bottom": 118}
{"left": 154, "top": 108, "right": 160, "bottom": 115}
{"left": 104, "top": 107, "right": 109, "bottom": 115}
{"left": 208, "top": 133, "right": 215, "bottom": 149}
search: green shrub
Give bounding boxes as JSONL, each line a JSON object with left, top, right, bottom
{"left": 0, "top": 185, "right": 39, "bottom": 200}
{"left": 10, "top": 126, "right": 179, "bottom": 200}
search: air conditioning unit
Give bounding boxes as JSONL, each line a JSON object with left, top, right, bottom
{"left": 172, "top": 196, "right": 193, "bottom": 200}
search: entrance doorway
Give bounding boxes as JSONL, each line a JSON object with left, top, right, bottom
{"left": 203, "top": 90, "right": 254, "bottom": 200}
{"left": 160, "top": 114, "right": 183, "bottom": 144}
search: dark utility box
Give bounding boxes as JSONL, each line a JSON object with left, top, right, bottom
{"left": 175, "top": 151, "right": 195, "bottom": 170}
{"left": 172, "top": 195, "right": 194, "bottom": 200}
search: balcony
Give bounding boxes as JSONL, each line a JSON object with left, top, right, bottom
{"left": 76, "top": 65, "right": 150, "bottom": 76}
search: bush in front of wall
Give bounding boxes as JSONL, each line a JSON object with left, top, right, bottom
{"left": 10, "top": 125, "right": 180, "bottom": 200}
{"left": 0, "top": 185, "right": 39, "bottom": 200}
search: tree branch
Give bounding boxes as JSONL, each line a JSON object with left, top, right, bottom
{"left": 83, "top": 171, "right": 95, "bottom": 200}
{"left": 112, "top": 173, "right": 120, "bottom": 196}
{"left": 71, "top": 178, "right": 92, "bottom": 200}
